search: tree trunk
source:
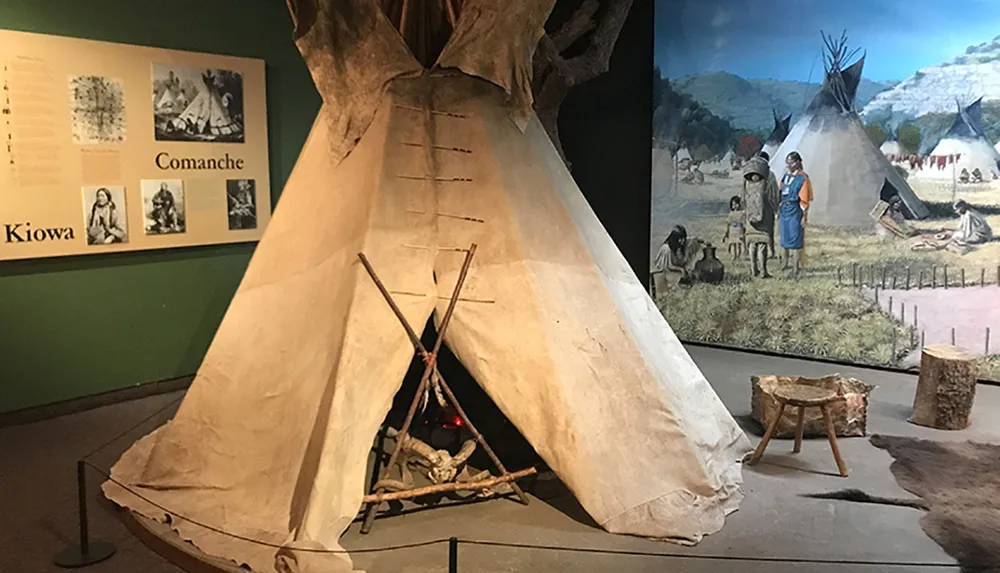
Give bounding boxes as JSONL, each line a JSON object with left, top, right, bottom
{"left": 532, "top": 0, "right": 634, "bottom": 162}
{"left": 910, "top": 344, "right": 978, "bottom": 430}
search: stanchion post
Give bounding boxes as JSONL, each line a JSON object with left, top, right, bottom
{"left": 53, "top": 461, "right": 116, "bottom": 568}
{"left": 449, "top": 537, "right": 459, "bottom": 573}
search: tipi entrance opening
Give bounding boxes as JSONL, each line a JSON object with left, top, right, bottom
{"left": 382, "top": 320, "right": 541, "bottom": 471}
{"left": 358, "top": 247, "right": 541, "bottom": 532}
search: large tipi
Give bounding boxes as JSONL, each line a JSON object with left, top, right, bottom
{"left": 170, "top": 70, "right": 242, "bottom": 138}
{"left": 761, "top": 110, "right": 791, "bottom": 159}
{"left": 104, "top": 2, "right": 751, "bottom": 572}
{"left": 917, "top": 98, "right": 1000, "bottom": 181}
{"left": 770, "top": 34, "right": 929, "bottom": 225}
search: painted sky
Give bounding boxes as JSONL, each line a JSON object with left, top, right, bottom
{"left": 655, "top": 0, "right": 1000, "bottom": 83}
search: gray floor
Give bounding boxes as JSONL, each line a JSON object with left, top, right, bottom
{"left": 3, "top": 345, "right": 997, "bottom": 573}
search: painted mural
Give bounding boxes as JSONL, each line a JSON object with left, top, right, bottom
{"left": 651, "top": 0, "right": 1000, "bottom": 380}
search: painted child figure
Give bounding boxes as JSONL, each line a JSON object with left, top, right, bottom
{"left": 779, "top": 151, "right": 813, "bottom": 278}
{"left": 723, "top": 195, "right": 746, "bottom": 262}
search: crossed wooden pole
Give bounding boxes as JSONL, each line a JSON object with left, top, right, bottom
{"left": 356, "top": 243, "right": 533, "bottom": 534}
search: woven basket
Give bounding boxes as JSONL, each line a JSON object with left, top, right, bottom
{"left": 750, "top": 374, "right": 875, "bottom": 438}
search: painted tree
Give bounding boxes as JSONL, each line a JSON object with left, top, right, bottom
{"left": 898, "top": 124, "right": 921, "bottom": 154}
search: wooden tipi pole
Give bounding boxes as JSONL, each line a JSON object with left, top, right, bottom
{"left": 357, "top": 244, "right": 531, "bottom": 534}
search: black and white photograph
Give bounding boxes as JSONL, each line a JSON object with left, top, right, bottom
{"left": 81, "top": 185, "right": 129, "bottom": 245}
{"left": 152, "top": 63, "right": 244, "bottom": 143}
{"left": 69, "top": 75, "right": 126, "bottom": 144}
{"left": 226, "top": 178, "right": 257, "bottom": 230}
{"left": 141, "top": 179, "right": 186, "bottom": 235}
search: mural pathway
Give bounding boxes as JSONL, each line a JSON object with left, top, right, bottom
{"left": 863, "top": 285, "right": 1000, "bottom": 367}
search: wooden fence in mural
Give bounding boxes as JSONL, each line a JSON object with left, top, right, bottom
{"left": 836, "top": 262, "right": 1000, "bottom": 290}
{"left": 835, "top": 262, "right": 997, "bottom": 360}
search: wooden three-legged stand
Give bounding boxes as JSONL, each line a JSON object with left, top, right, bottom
{"left": 357, "top": 243, "right": 535, "bottom": 534}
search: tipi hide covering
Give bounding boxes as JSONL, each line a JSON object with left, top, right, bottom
{"left": 103, "top": 2, "right": 752, "bottom": 572}
{"left": 761, "top": 111, "right": 791, "bottom": 160}
{"left": 770, "top": 46, "right": 929, "bottom": 225}
{"left": 917, "top": 98, "right": 1000, "bottom": 181}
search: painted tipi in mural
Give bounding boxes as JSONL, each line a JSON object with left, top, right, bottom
{"left": 103, "top": 2, "right": 751, "bottom": 572}
{"left": 761, "top": 110, "right": 791, "bottom": 159}
{"left": 170, "top": 70, "right": 242, "bottom": 138}
{"left": 770, "top": 32, "right": 929, "bottom": 225}
{"left": 918, "top": 98, "right": 1000, "bottom": 182}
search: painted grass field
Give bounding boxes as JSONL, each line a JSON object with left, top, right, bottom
{"left": 651, "top": 171, "right": 1000, "bottom": 380}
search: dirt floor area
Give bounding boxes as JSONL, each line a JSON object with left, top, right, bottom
{"left": 4, "top": 345, "right": 998, "bottom": 572}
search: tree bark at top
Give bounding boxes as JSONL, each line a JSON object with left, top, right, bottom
{"left": 531, "top": 0, "right": 635, "bottom": 166}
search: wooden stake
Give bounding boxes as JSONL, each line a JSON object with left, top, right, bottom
{"left": 881, "top": 267, "right": 888, "bottom": 289}
{"left": 931, "top": 265, "right": 937, "bottom": 288}
{"left": 874, "top": 287, "right": 879, "bottom": 306}
{"left": 986, "top": 327, "right": 991, "bottom": 355}
{"left": 870, "top": 265, "right": 875, "bottom": 288}
{"left": 852, "top": 263, "right": 857, "bottom": 287}
{"left": 901, "top": 304, "right": 906, "bottom": 324}
{"left": 442, "top": 0, "right": 458, "bottom": 27}
{"left": 961, "top": 268, "right": 966, "bottom": 288}
{"left": 357, "top": 244, "right": 532, "bottom": 534}
{"left": 981, "top": 268, "right": 986, "bottom": 288}
{"left": 944, "top": 266, "right": 949, "bottom": 289}
{"left": 906, "top": 267, "right": 911, "bottom": 290}
{"left": 888, "top": 296, "right": 893, "bottom": 314}
{"left": 918, "top": 271, "right": 924, "bottom": 290}
{"left": 951, "top": 327, "right": 956, "bottom": 345}
{"left": 399, "top": 0, "right": 411, "bottom": 35}
{"left": 921, "top": 330, "right": 925, "bottom": 348}
{"left": 891, "top": 274, "right": 897, "bottom": 290}
{"left": 913, "top": 305, "right": 918, "bottom": 328}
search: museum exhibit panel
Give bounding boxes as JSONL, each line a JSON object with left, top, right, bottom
{"left": 0, "top": 29, "right": 272, "bottom": 262}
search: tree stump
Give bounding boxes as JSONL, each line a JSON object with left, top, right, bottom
{"left": 910, "top": 344, "right": 978, "bottom": 430}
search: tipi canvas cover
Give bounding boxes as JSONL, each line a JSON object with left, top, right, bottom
{"left": 917, "top": 98, "right": 1000, "bottom": 181}
{"left": 761, "top": 110, "right": 791, "bottom": 159}
{"left": 104, "top": 2, "right": 751, "bottom": 573}
{"left": 155, "top": 88, "right": 181, "bottom": 114}
{"left": 770, "top": 37, "right": 929, "bottom": 225}
{"left": 174, "top": 72, "right": 241, "bottom": 138}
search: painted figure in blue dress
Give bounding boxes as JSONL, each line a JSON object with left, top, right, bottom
{"left": 778, "top": 151, "right": 813, "bottom": 278}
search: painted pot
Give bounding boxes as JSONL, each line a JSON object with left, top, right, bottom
{"left": 694, "top": 245, "right": 725, "bottom": 284}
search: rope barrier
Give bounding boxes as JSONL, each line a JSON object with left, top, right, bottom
{"left": 62, "top": 393, "right": 986, "bottom": 570}
{"left": 80, "top": 460, "right": 976, "bottom": 568}
{"left": 80, "top": 394, "right": 183, "bottom": 461}
{"left": 460, "top": 539, "right": 964, "bottom": 568}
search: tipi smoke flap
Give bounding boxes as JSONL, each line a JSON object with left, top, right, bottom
{"left": 917, "top": 97, "right": 1000, "bottom": 181}
{"left": 761, "top": 110, "right": 791, "bottom": 159}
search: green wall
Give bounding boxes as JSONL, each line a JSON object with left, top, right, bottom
{"left": 0, "top": 0, "right": 321, "bottom": 413}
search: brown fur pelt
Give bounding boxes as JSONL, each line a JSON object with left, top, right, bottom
{"left": 807, "top": 434, "right": 1000, "bottom": 572}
